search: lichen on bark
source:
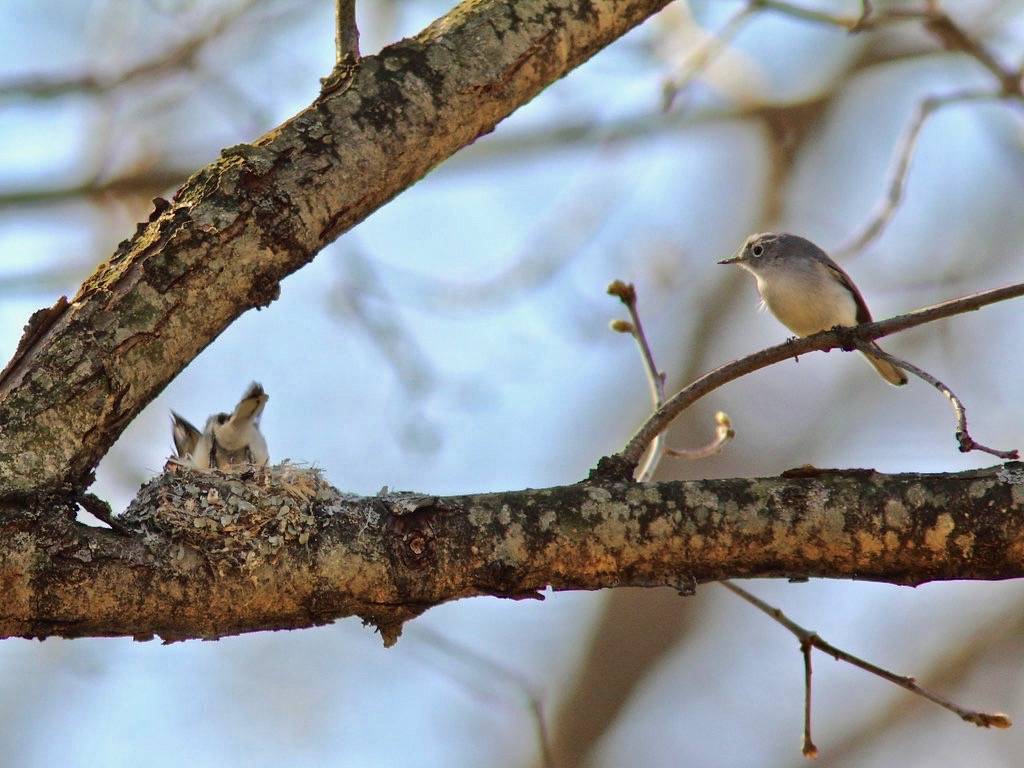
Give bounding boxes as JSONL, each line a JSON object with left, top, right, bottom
{"left": 2, "top": 463, "right": 1023, "bottom": 643}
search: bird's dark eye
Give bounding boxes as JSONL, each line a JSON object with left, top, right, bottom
{"left": 752, "top": 244, "right": 764, "bottom": 257}
{"left": 216, "top": 414, "right": 228, "bottom": 425}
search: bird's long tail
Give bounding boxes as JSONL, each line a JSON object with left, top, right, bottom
{"left": 859, "top": 343, "right": 908, "bottom": 386}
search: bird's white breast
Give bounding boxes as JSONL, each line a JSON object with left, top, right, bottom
{"left": 754, "top": 263, "right": 858, "bottom": 337}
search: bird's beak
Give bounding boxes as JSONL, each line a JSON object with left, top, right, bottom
{"left": 717, "top": 255, "right": 741, "bottom": 265}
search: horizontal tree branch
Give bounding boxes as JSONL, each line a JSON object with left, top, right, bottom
{"left": 3, "top": 463, "right": 1023, "bottom": 643}
{"left": 0, "top": 0, "right": 672, "bottom": 497}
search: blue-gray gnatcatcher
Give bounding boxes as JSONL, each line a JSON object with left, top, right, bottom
{"left": 719, "top": 232, "right": 908, "bottom": 386}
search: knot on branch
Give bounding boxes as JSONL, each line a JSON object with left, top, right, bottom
{"left": 588, "top": 454, "right": 636, "bottom": 483}
{"left": 382, "top": 495, "right": 440, "bottom": 569}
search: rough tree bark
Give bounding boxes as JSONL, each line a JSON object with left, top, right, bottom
{"left": 3, "top": 464, "right": 1023, "bottom": 644}
{"left": 0, "top": 0, "right": 672, "bottom": 496}
{"left": 0, "top": 0, "right": 1021, "bottom": 645}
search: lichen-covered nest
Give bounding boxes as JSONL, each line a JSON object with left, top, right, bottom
{"left": 124, "top": 462, "right": 334, "bottom": 574}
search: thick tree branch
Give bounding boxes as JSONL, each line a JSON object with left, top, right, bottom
{"left": 0, "top": 0, "right": 673, "bottom": 497}
{"left": 3, "top": 463, "right": 1024, "bottom": 643}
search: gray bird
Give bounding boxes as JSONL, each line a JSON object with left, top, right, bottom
{"left": 171, "top": 382, "right": 270, "bottom": 469}
{"left": 719, "top": 232, "right": 908, "bottom": 386}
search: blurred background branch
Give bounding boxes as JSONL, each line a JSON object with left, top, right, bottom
{"left": 0, "top": 1, "right": 260, "bottom": 100}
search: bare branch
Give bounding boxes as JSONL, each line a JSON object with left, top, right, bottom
{"left": 608, "top": 280, "right": 734, "bottom": 480}
{"left": 752, "top": 0, "right": 934, "bottom": 30}
{"left": 660, "top": 3, "right": 756, "bottom": 111}
{"left": 859, "top": 343, "right": 1019, "bottom": 460}
{"left": 411, "top": 627, "right": 553, "bottom": 767}
{"left": 0, "top": 169, "right": 190, "bottom": 210}
{"left": 6, "top": 463, "right": 1024, "bottom": 642}
{"left": 826, "top": 603, "right": 1024, "bottom": 764}
{"left": 663, "top": 411, "right": 733, "bottom": 460}
{"left": 608, "top": 282, "right": 656, "bottom": 405}
{"left": 752, "top": 0, "right": 868, "bottom": 29}
{"left": 801, "top": 637, "right": 818, "bottom": 759}
{"left": 335, "top": 0, "right": 361, "bottom": 65}
{"left": 721, "top": 581, "right": 1012, "bottom": 737}
{"left": 833, "top": 90, "right": 1014, "bottom": 258}
{"left": 609, "top": 280, "right": 669, "bottom": 481}
{"left": 756, "top": 0, "right": 1021, "bottom": 93}
{"left": 618, "top": 282, "right": 1024, "bottom": 467}
{"left": 0, "top": 2, "right": 257, "bottom": 100}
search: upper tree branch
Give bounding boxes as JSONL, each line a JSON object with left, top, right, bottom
{"left": 3, "top": 463, "right": 1024, "bottom": 643}
{"left": 756, "top": 0, "right": 1020, "bottom": 94}
{"left": 0, "top": 0, "right": 673, "bottom": 497}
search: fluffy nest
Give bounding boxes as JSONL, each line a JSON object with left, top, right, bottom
{"left": 124, "top": 462, "right": 332, "bottom": 574}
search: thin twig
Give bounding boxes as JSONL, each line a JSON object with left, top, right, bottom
{"left": 618, "top": 281, "right": 1024, "bottom": 466}
{"left": 754, "top": 1, "right": 1023, "bottom": 257}
{"left": 859, "top": 343, "right": 1019, "bottom": 459}
{"left": 335, "top": 0, "right": 360, "bottom": 65}
{"left": 757, "top": 0, "right": 1023, "bottom": 89}
{"left": 608, "top": 281, "right": 667, "bottom": 481}
{"left": 664, "top": 411, "right": 734, "bottom": 460}
{"left": 661, "top": 4, "right": 756, "bottom": 112}
{"left": 608, "top": 281, "right": 734, "bottom": 480}
{"left": 801, "top": 638, "right": 818, "bottom": 759}
{"left": 411, "top": 626, "right": 553, "bottom": 767}
{"left": 833, "top": 90, "right": 1009, "bottom": 258}
{"left": 751, "top": 0, "right": 929, "bottom": 30}
{"left": 0, "top": 2, "right": 258, "bottom": 100}
{"left": 824, "top": 603, "right": 1024, "bottom": 765}
{"left": 720, "top": 581, "right": 1012, "bottom": 731}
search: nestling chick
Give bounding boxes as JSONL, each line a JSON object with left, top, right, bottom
{"left": 170, "top": 382, "right": 270, "bottom": 469}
